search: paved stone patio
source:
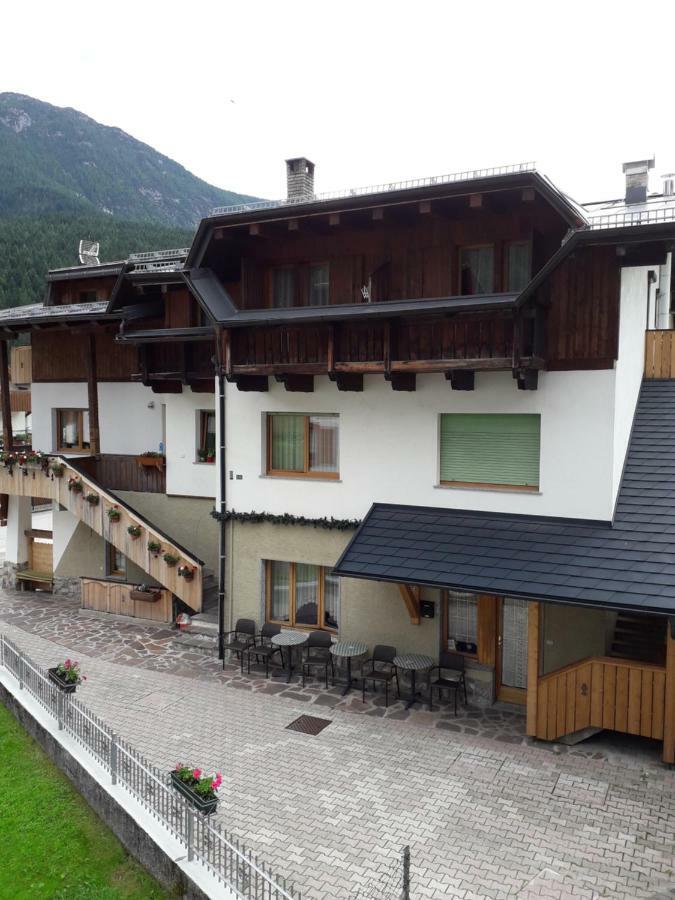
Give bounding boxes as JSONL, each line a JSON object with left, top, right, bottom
{"left": 2, "top": 591, "right": 675, "bottom": 899}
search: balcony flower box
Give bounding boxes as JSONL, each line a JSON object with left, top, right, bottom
{"left": 67, "top": 477, "right": 83, "bottom": 493}
{"left": 85, "top": 492, "right": 99, "bottom": 506}
{"left": 163, "top": 552, "right": 179, "bottom": 567}
{"left": 50, "top": 463, "right": 65, "bottom": 478}
{"left": 127, "top": 524, "right": 142, "bottom": 540}
{"left": 170, "top": 765, "right": 222, "bottom": 815}
{"left": 137, "top": 452, "right": 165, "bottom": 472}
{"left": 177, "top": 564, "right": 195, "bottom": 581}
{"left": 48, "top": 659, "right": 85, "bottom": 693}
{"left": 107, "top": 506, "right": 121, "bottom": 522}
{"left": 130, "top": 586, "right": 161, "bottom": 603}
{"left": 148, "top": 540, "right": 162, "bottom": 557}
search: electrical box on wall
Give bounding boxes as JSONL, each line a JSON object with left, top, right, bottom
{"left": 420, "top": 600, "right": 435, "bottom": 619}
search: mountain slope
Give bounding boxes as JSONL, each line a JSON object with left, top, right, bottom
{"left": 0, "top": 93, "right": 254, "bottom": 227}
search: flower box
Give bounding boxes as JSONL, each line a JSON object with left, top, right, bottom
{"left": 137, "top": 454, "right": 165, "bottom": 472}
{"left": 48, "top": 667, "right": 78, "bottom": 694}
{"left": 169, "top": 772, "right": 218, "bottom": 815}
{"left": 130, "top": 589, "right": 161, "bottom": 603}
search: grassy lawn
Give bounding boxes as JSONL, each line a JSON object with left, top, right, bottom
{"left": 0, "top": 701, "right": 170, "bottom": 899}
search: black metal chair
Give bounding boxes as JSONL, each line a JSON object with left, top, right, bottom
{"left": 240, "top": 623, "right": 283, "bottom": 677}
{"left": 428, "top": 651, "right": 468, "bottom": 714}
{"left": 222, "top": 618, "right": 256, "bottom": 668}
{"left": 301, "top": 631, "right": 334, "bottom": 688}
{"left": 361, "top": 645, "right": 400, "bottom": 707}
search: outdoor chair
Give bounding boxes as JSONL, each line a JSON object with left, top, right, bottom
{"left": 428, "top": 651, "right": 468, "bottom": 715}
{"left": 301, "top": 631, "right": 334, "bottom": 688}
{"left": 222, "top": 618, "right": 256, "bottom": 668}
{"left": 241, "top": 623, "right": 283, "bottom": 677}
{"left": 361, "top": 644, "right": 400, "bottom": 707}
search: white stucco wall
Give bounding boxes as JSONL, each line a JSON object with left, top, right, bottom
{"left": 225, "top": 369, "right": 618, "bottom": 522}
{"left": 52, "top": 504, "right": 81, "bottom": 569}
{"left": 611, "top": 266, "right": 651, "bottom": 505}
{"left": 31, "top": 383, "right": 88, "bottom": 453}
{"left": 164, "top": 387, "right": 216, "bottom": 498}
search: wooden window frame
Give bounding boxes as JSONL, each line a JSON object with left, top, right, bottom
{"left": 55, "top": 408, "right": 90, "bottom": 454}
{"left": 265, "top": 560, "right": 339, "bottom": 632}
{"left": 441, "top": 590, "right": 499, "bottom": 666}
{"left": 503, "top": 240, "right": 532, "bottom": 293}
{"left": 196, "top": 410, "right": 216, "bottom": 464}
{"left": 266, "top": 413, "right": 339, "bottom": 479}
{"left": 458, "top": 243, "right": 496, "bottom": 296}
{"left": 105, "top": 541, "right": 126, "bottom": 580}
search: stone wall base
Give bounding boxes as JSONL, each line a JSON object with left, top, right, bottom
{"left": 52, "top": 575, "right": 81, "bottom": 600}
{"left": 0, "top": 561, "right": 27, "bottom": 591}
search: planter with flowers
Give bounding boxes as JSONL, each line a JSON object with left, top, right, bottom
{"left": 48, "top": 659, "right": 86, "bottom": 694}
{"left": 163, "top": 552, "right": 179, "bottom": 567}
{"left": 177, "top": 564, "right": 195, "bottom": 582}
{"left": 130, "top": 583, "right": 161, "bottom": 603}
{"left": 127, "top": 524, "right": 142, "bottom": 540}
{"left": 137, "top": 451, "right": 165, "bottom": 472}
{"left": 107, "top": 505, "right": 121, "bottom": 523}
{"left": 170, "top": 764, "right": 222, "bottom": 815}
{"left": 85, "top": 492, "right": 99, "bottom": 506}
{"left": 148, "top": 540, "right": 162, "bottom": 557}
{"left": 50, "top": 462, "right": 65, "bottom": 478}
{"left": 68, "top": 476, "right": 83, "bottom": 494}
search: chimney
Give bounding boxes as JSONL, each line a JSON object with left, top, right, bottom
{"left": 663, "top": 173, "right": 675, "bottom": 197}
{"left": 286, "top": 157, "right": 315, "bottom": 201}
{"left": 622, "top": 157, "right": 654, "bottom": 204}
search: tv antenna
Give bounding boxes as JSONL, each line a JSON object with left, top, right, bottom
{"left": 78, "top": 240, "right": 100, "bottom": 266}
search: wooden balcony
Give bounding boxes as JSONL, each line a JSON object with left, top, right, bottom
{"left": 76, "top": 454, "right": 165, "bottom": 494}
{"left": 645, "top": 329, "right": 675, "bottom": 378}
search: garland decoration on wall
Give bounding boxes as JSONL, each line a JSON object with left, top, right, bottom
{"left": 211, "top": 508, "right": 361, "bottom": 531}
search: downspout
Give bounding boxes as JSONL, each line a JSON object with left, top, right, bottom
{"left": 216, "top": 328, "right": 227, "bottom": 661}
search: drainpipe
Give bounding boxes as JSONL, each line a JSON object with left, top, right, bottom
{"left": 215, "top": 329, "right": 227, "bottom": 661}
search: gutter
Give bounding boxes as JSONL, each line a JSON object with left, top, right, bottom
{"left": 215, "top": 328, "right": 227, "bottom": 660}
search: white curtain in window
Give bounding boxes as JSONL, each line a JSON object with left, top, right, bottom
{"left": 309, "top": 415, "right": 338, "bottom": 472}
{"left": 461, "top": 247, "right": 494, "bottom": 295}
{"left": 501, "top": 597, "right": 528, "bottom": 689}
{"left": 309, "top": 264, "right": 329, "bottom": 305}
{"left": 324, "top": 572, "right": 340, "bottom": 629}
{"left": 270, "top": 414, "right": 304, "bottom": 471}
{"left": 273, "top": 269, "right": 295, "bottom": 308}
{"left": 269, "top": 561, "right": 290, "bottom": 622}
{"left": 446, "top": 591, "right": 478, "bottom": 645}
{"left": 295, "top": 564, "right": 319, "bottom": 625}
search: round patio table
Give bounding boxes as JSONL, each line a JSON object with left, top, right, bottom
{"left": 330, "top": 640, "right": 368, "bottom": 696}
{"left": 393, "top": 653, "right": 434, "bottom": 710}
{"left": 271, "top": 631, "right": 308, "bottom": 683}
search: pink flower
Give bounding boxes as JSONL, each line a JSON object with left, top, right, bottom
{"left": 64, "top": 659, "right": 71, "bottom": 669}
{"left": 212, "top": 773, "right": 222, "bottom": 791}
{"left": 193, "top": 768, "right": 202, "bottom": 780}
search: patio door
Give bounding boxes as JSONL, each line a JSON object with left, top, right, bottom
{"left": 496, "top": 597, "right": 528, "bottom": 704}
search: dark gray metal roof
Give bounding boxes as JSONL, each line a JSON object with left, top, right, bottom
{"left": 183, "top": 268, "right": 238, "bottom": 321}
{"left": 333, "top": 380, "right": 675, "bottom": 615}
{"left": 0, "top": 300, "right": 117, "bottom": 328}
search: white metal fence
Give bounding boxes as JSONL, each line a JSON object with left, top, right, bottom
{"left": 0, "top": 633, "right": 299, "bottom": 900}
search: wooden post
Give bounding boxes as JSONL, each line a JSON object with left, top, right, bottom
{"left": 526, "top": 601, "right": 541, "bottom": 737}
{"left": 664, "top": 619, "right": 675, "bottom": 764}
{"left": 0, "top": 339, "right": 13, "bottom": 451}
{"left": 85, "top": 334, "right": 100, "bottom": 457}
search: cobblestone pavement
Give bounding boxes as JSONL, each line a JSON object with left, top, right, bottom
{"left": 2, "top": 591, "right": 675, "bottom": 899}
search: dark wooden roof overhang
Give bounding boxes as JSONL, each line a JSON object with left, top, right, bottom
{"left": 187, "top": 170, "right": 586, "bottom": 268}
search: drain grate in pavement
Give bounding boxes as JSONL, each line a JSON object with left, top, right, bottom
{"left": 286, "top": 715, "right": 332, "bottom": 735}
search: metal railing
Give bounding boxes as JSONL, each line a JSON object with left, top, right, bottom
{"left": 0, "top": 634, "right": 299, "bottom": 900}
{"left": 586, "top": 206, "right": 675, "bottom": 229}
{"left": 128, "top": 248, "right": 191, "bottom": 262}
{"left": 210, "top": 162, "right": 537, "bottom": 217}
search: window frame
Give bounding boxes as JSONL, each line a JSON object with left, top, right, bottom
{"left": 55, "top": 408, "right": 90, "bottom": 453}
{"left": 442, "top": 589, "right": 479, "bottom": 659}
{"left": 270, "top": 265, "right": 296, "bottom": 309}
{"left": 105, "top": 541, "right": 126, "bottom": 580}
{"left": 265, "top": 413, "right": 339, "bottom": 479}
{"left": 196, "top": 409, "right": 216, "bottom": 464}
{"left": 504, "top": 240, "right": 532, "bottom": 293}
{"left": 438, "top": 413, "right": 541, "bottom": 492}
{"left": 458, "top": 243, "right": 496, "bottom": 296}
{"left": 308, "top": 261, "right": 330, "bottom": 306}
{"left": 265, "top": 560, "right": 339, "bottom": 632}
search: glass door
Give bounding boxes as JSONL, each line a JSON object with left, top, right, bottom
{"left": 497, "top": 597, "right": 528, "bottom": 704}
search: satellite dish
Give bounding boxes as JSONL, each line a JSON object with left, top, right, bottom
{"left": 78, "top": 240, "right": 100, "bottom": 266}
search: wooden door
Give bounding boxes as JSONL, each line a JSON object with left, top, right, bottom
{"left": 496, "top": 597, "right": 529, "bottom": 704}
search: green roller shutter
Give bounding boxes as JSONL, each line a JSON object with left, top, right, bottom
{"left": 440, "top": 414, "right": 540, "bottom": 488}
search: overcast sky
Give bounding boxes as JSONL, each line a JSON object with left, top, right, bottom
{"left": 2, "top": 0, "right": 674, "bottom": 206}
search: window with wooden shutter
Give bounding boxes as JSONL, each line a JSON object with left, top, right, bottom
{"left": 439, "top": 413, "right": 540, "bottom": 490}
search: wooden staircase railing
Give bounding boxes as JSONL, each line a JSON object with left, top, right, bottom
{"left": 535, "top": 656, "right": 666, "bottom": 743}
{"left": 0, "top": 455, "right": 203, "bottom": 611}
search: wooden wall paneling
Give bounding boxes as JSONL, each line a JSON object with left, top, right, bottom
{"left": 526, "top": 600, "right": 540, "bottom": 736}
{"left": 86, "top": 335, "right": 100, "bottom": 456}
{"left": 477, "top": 595, "right": 498, "bottom": 667}
{"left": 664, "top": 622, "right": 675, "bottom": 763}
{"left": 0, "top": 340, "right": 13, "bottom": 449}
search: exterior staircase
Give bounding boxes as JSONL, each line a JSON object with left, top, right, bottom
{"left": 171, "top": 567, "right": 220, "bottom": 655}
{"left": 0, "top": 454, "right": 204, "bottom": 611}
{"left": 609, "top": 613, "right": 666, "bottom": 666}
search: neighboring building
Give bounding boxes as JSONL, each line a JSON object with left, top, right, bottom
{"left": 1, "top": 157, "right": 675, "bottom": 761}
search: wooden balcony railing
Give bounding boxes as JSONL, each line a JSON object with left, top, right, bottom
{"left": 645, "top": 330, "right": 675, "bottom": 378}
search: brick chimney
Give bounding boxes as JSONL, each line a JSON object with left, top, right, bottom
{"left": 286, "top": 157, "right": 315, "bottom": 201}
{"left": 622, "top": 158, "right": 654, "bottom": 204}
